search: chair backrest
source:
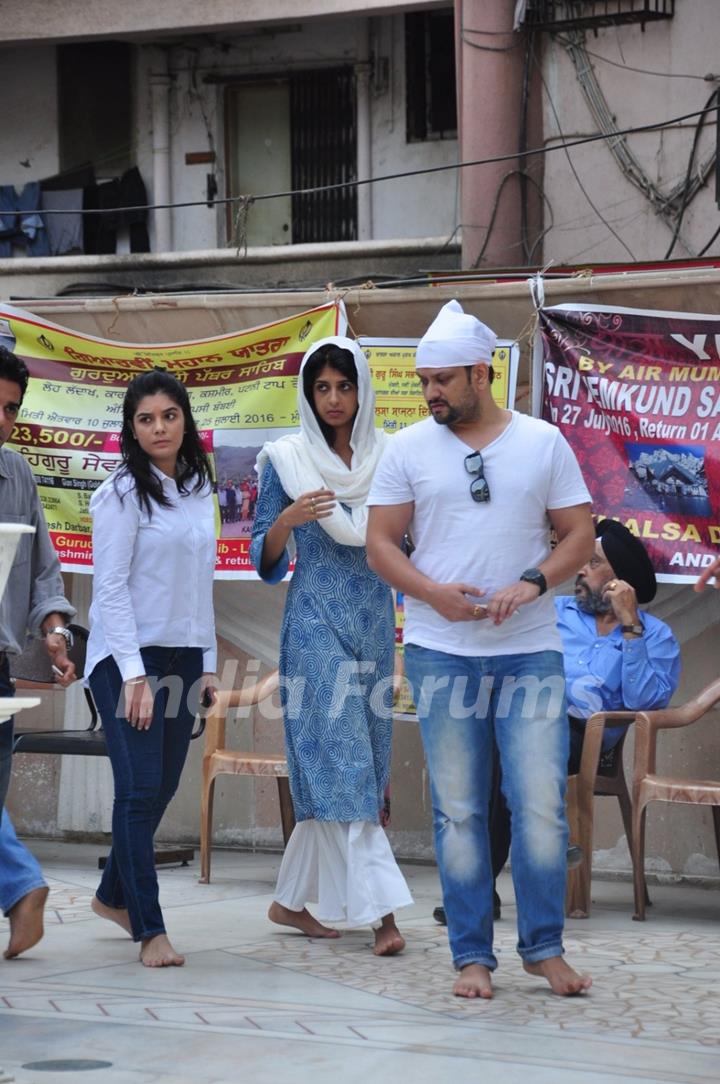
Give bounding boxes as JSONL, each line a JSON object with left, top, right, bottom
{"left": 10, "top": 623, "right": 88, "bottom": 684}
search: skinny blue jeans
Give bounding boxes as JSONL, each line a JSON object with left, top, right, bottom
{"left": 404, "top": 644, "right": 569, "bottom": 972}
{"left": 89, "top": 646, "right": 202, "bottom": 942}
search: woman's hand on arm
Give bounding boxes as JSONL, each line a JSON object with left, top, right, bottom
{"left": 695, "top": 555, "right": 720, "bottom": 592}
{"left": 261, "top": 488, "right": 335, "bottom": 572}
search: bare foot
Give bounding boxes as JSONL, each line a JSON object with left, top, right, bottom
{"left": 268, "top": 901, "right": 340, "bottom": 938}
{"left": 4, "top": 886, "right": 49, "bottom": 959}
{"left": 453, "top": 963, "right": 493, "bottom": 999}
{"left": 91, "top": 895, "right": 132, "bottom": 936}
{"left": 373, "top": 913, "right": 405, "bottom": 956}
{"left": 139, "top": 933, "right": 185, "bottom": 967}
{"left": 523, "top": 956, "right": 592, "bottom": 996}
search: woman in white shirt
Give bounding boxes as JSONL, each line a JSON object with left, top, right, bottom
{"left": 87, "top": 369, "right": 217, "bottom": 968}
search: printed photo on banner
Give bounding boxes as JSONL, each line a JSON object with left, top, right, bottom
{"left": 534, "top": 302, "right": 720, "bottom": 582}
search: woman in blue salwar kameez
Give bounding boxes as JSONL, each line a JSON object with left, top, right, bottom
{"left": 250, "top": 336, "right": 412, "bottom": 955}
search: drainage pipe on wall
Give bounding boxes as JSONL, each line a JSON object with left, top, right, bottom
{"left": 150, "top": 54, "right": 173, "bottom": 253}
{"left": 356, "top": 20, "right": 373, "bottom": 241}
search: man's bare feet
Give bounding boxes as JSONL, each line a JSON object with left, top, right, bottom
{"left": 91, "top": 895, "right": 132, "bottom": 936}
{"left": 523, "top": 955, "right": 592, "bottom": 995}
{"left": 453, "top": 963, "right": 493, "bottom": 999}
{"left": 373, "top": 913, "right": 405, "bottom": 956}
{"left": 139, "top": 933, "right": 185, "bottom": 967}
{"left": 4, "top": 885, "right": 49, "bottom": 959}
{"left": 268, "top": 901, "right": 340, "bottom": 938}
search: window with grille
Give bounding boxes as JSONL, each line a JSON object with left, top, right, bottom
{"left": 405, "top": 9, "right": 457, "bottom": 143}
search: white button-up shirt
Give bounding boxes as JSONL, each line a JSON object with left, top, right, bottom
{"left": 86, "top": 467, "right": 217, "bottom": 681}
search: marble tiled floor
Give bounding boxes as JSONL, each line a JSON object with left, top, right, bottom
{"left": 0, "top": 841, "right": 718, "bottom": 1084}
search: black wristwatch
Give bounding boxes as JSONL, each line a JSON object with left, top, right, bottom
{"left": 519, "top": 568, "right": 547, "bottom": 596}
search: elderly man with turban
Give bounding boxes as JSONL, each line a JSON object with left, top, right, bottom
{"left": 559, "top": 518, "right": 680, "bottom": 770}
{"left": 367, "top": 300, "right": 595, "bottom": 999}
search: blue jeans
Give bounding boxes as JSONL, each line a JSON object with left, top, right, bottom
{"left": 89, "top": 646, "right": 203, "bottom": 942}
{"left": 404, "top": 644, "right": 569, "bottom": 971}
{"left": 0, "top": 655, "right": 13, "bottom": 816}
{"left": 0, "top": 808, "right": 47, "bottom": 915}
{"left": 0, "top": 657, "right": 48, "bottom": 913}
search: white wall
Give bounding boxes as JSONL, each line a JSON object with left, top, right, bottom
{"left": 0, "top": 15, "right": 458, "bottom": 256}
{"left": 0, "top": 0, "right": 446, "bottom": 45}
{"left": 0, "top": 45, "right": 59, "bottom": 187}
{"left": 145, "top": 15, "right": 459, "bottom": 251}
{"left": 369, "top": 15, "right": 459, "bottom": 241}
{"left": 540, "top": 3, "right": 720, "bottom": 264}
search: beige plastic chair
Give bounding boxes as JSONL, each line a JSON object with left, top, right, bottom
{"left": 631, "top": 677, "right": 720, "bottom": 920}
{"left": 565, "top": 709, "right": 649, "bottom": 918}
{"left": 199, "top": 669, "right": 295, "bottom": 884}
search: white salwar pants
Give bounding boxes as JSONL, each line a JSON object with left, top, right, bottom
{"left": 274, "top": 820, "right": 413, "bottom": 928}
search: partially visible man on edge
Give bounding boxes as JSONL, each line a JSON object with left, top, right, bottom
{"left": 0, "top": 346, "right": 76, "bottom": 958}
{"left": 695, "top": 555, "right": 720, "bottom": 591}
{"left": 366, "top": 299, "right": 595, "bottom": 999}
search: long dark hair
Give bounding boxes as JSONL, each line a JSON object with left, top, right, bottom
{"left": 301, "top": 344, "right": 358, "bottom": 448}
{"left": 115, "top": 369, "right": 213, "bottom": 515}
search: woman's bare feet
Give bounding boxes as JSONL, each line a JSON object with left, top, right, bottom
{"left": 373, "top": 913, "right": 405, "bottom": 956}
{"left": 453, "top": 963, "right": 493, "bottom": 999}
{"left": 4, "top": 886, "right": 49, "bottom": 959}
{"left": 523, "top": 956, "right": 592, "bottom": 995}
{"left": 139, "top": 933, "right": 185, "bottom": 967}
{"left": 268, "top": 901, "right": 340, "bottom": 938}
{"left": 91, "top": 895, "right": 132, "bottom": 936}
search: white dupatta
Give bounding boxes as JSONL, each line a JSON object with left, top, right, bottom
{"left": 255, "top": 336, "right": 388, "bottom": 547}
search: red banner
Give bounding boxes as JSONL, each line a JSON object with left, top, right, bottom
{"left": 537, "top": 303, "right": 720, "bottom": 582}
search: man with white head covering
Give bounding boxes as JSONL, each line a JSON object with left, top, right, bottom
{"left": 367, "top": 300, "right": 595, "bottom": 998}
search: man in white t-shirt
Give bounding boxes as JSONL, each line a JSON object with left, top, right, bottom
{"left": 367, "top": 300, "right": 595, "bottom": 999}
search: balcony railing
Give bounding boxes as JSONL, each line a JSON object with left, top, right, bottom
{"left": 522, "top": 0, "right": 675, "bottom": 31}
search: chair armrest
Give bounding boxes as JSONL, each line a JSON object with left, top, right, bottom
{"left": 632, "top": 678, "right": 720, "bottom": 783}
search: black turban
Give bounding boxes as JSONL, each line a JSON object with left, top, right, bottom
{"left": 595, "top": 519, "right": 657, "bottom": 604}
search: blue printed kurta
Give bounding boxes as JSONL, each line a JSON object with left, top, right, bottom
{"left": 250, "top": 462, "right": 395, "bottom": 823}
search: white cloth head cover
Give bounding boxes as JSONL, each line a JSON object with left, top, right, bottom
{"left": 415, "top": 299, "right": 497, "bottom": 369}
{"left": 255, "top": 335, "right": 388, "bottom": 547}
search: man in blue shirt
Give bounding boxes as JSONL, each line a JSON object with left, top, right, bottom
{"left": 557, "top": 518, "right": 680, "bottom": 771}
{"left": 434, "top": 519, "right": 680, "bottom": 925}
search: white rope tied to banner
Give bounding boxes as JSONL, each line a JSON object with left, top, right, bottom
{"left": 528, "top": 270, "right": 545, "bottom": 312}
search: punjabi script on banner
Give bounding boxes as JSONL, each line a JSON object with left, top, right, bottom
{"left": 2, "top": 301, "right": 344, "bottom": 577}
{"left": 3, "top": 306, "right": 520, "bottom": 580}
{"left": 536, "top": 303, "right": 720, "bottom": 582}
{"left": 359, "top": 337, "right": 519, "bottom": 426}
